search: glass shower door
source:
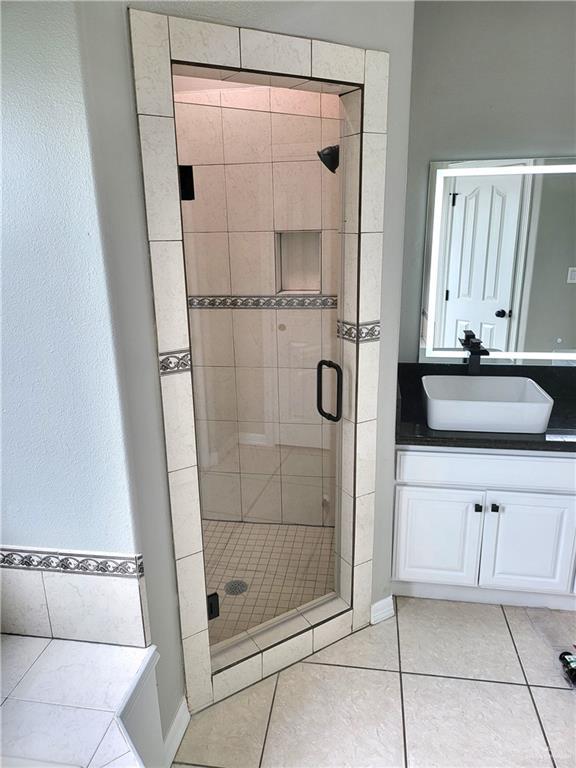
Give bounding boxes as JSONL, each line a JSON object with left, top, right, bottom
{"left": 173, "top": 64, "right": 346, "bottom": 645}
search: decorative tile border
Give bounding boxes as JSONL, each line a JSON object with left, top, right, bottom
{"left": 337, "top": 320, "right": 381, "bottom": 343}
{"left": 1, "top": 547, "right": 144, "bottom": 578}
{"left": 188, "top": 295, "right": 337, "bottom": 310}
{"left": 159, "top": 349, "right": 191, "bottom": 376}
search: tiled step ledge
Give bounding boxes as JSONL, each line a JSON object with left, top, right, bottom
{"left": 0, "top": 635, "right": 161, "bottom": 767}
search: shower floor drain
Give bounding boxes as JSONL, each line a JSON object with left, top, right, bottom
{"left": 225, "top": 579, "right": 248, "bottom": 595}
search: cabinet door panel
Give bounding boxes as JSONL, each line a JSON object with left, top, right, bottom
{"left": 394, "top": 486, "right": 484, "bottom": 585}
{"left": 480, "top": 492, "right": 576, "bottom": 593}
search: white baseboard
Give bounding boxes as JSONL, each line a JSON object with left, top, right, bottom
{"left": 163, "top": 696, "right": 190, "bottom": 767}
{"left": 391, "top": 581, "right": 576, "bottom": 611}
{"left": 370, "top": 595, "right": 395, "bottom": 624}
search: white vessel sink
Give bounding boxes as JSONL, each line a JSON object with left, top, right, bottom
{"left": 422, "top": 376, "right": 554, "bottom": 433}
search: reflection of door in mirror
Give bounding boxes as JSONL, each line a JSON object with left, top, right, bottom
{"left": 437, "top": 174, "right": 524, "bottom": 350}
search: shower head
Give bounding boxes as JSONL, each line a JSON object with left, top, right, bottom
{"left": 317, "top": 144, "right": 340, "bottom": 174}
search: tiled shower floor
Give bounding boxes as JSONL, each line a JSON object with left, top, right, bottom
{"left": 203, "top": 520, "right": 335, "bottom": 645}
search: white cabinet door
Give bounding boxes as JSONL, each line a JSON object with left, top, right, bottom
{"left": 394, "top": 486, "right": 484, "bottom": 585}
{"left": 480, "top": 492, "right": 576, "bottom": 593}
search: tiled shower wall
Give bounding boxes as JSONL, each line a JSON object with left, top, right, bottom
{"left": 174, "top": 83, "right": 343, "bottom": 527}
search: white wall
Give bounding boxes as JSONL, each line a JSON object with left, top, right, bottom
{"left": 400, "top": 0, "right": 576, "bottom": 361}
{"left": 3, "top": 2, "right": 134, "bottom": 553}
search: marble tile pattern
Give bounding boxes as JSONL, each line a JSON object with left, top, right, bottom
{"left": 1, "top": 635, "right": 148, "bottom": 767}
{"left": 172, "top": 599, "right": 575, "bottom": 768}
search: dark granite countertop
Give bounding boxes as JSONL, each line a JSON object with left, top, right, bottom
{"left": 396, "top": 363, "right": 576, "bottom": 453}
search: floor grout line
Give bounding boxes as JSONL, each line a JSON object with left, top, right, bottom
{"left": 395, "top": 597, "right": 408, "bottom": 768}
{"left": 258, "top": 673, "right": 279, "bottom": 768}
{"left": 501, "top": 605, "right": 558, "bottom": 768}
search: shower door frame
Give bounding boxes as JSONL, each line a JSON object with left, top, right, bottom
{"left": 129, "top": 9, "right": 389, "bottom": 714}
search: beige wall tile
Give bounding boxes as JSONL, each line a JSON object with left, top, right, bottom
{"left": 233, "top": 310, "right": 278, "bottom": 367}
{"left": 280, "top": 423, "right": 322, "bottom": 477}
{"left": 139, "top": 115, "right": 181, "bottom": 241}
{"left": 241, "top": 473, "right": 282, "bottom": 523}
{"left": 161, "top": 373, "right": 197, "bottom": 471}
{"left": 43, "top": 573, "right": 145, "bottom": 646}
{"left": 222, "top": 108, "right": 272, "bottom": 164}
{"left": 221, "top": 86, "right": 270, "bottom": 112}
{"left": 199, "top": 471, "right": 241, "bottom": 521}
{"left": 192, "top": 366, "right": 237, "bottom": 421}
{"left": 239, "top": 422, "right": 281, "bottom": 475}
{"left": 175, "top": 103, "right": 224, "bottom": 165}
{"left": 196, "top": 420, "right": 239, "bottom": 473}
{"left": 352, "top": 559, "right": 372, "bottom": 630}
{"left": 169, "top": 17, "right": 240, "bottom": 67}
{"left": 278, "top": 368, "right": 321, "bottom": 424}
{"left": 177, "top": 553, "right": 208, "bottom": 638}
{"left": 271, "top": 113, "right": 321, "bottom": 162}
{"left": 189, "top": 309, "right": 234, "bottom": 367}
{"left": 1, "top": 570, "right": 51, "bottom": 637}
{"left": 361, "top": 133, "right": 387, "bottom": 232}
{"left": 181, "top": 165, "right": 227, "bottom": 233}
{"left": 277, "top": 309, "right": 321, "bottom": 368}
{"left": 229, "top": 232, "right": 276, "bottom": 295}
{"left": 150, "top": 241, "right": 189, "bottom": 352}
{"left": 340, "top": 89, "right": 362, "bottom": 137}
{"left": 240, "top": 29, "right": 311, "bottom": 77}
{"left": 357, "top": 341, "right": 380, "bottom": 423}
{"left": 226, "top": 164, "right": 274, "bottom": 231}
{"left": 281, "top": 475, "right": 323, "bottom": 525}
{"left": 168, "top": 466, "right": 203, "bottom": 560}
{"left": 129, "top": 10, "right": 173, "bottom": 117}
{"left": 355, "top": 493, "right": 375, "bottom": 565}
{"left": 341, "top": 134, "right": 360, "bottom": 234}
{"left": 359, "top": 232, "right": 383, "bottom": 322}
{"left": 355, "top": 418, "right": 377, "bottom": 496}
{"left": 364, "top": 50, "right": 389, "bottom": 133}
{"left": 312, "top": 611, "right": 352, "bottom": 652}
{"left": 236, "top": 368, "right": 279, "bottom": 422}
{"left": 182, "top": 630, "right": 213, "bottom": 713}
{"left": 184, "top": 232, "right": 230, "bottom": 295}
{"left": 273, "top": 162, "right": 321, "bottom": 231}
{"left": 312, "top": 40, "right": 365, "bottom": 83}
{"left": 212, "top": 654, "right": 262, "bottom": 702}
{"left": 262, "top": 631, "right": 313, "bottom": 676}
{"left": 270, "top": 87, "right": 320, "bottom": 117}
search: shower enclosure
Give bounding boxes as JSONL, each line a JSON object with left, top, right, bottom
{"left": 131, "top": 8, "right": 388, "bottom": 713}
{"left": 172, "top": 65, "right": 358, "bottom": 645}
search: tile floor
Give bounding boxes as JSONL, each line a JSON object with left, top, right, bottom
{"left": 1, "top": 634, "right": 144, "bottom": 766}
{"left": 174, "top": 597, "right": 576, "bottom": 768}
{"left": 203, "top": 520, "right": 335, "bottom": 644}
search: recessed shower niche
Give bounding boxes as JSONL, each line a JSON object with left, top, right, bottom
{"left": 172, "top": 63, "right": 360, "bottom": 646}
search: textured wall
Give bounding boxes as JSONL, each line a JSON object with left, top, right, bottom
{"left": 400, "top": 1, "right": 576, "bottom": 361}
{"left": 2, "top": 2, "right": 134, "bottom": 552}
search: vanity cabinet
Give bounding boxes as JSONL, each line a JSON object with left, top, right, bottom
{"left": 394, "top": 486, "right": 483, "bottom": 586}
{"left": 479, "top": 491, "right": 576, "bottom": 593}
{"left": 394, "top": 450, "right": 576, "bottom": 599}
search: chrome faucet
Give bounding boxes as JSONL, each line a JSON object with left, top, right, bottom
{"left": 459, "top": 330, "right": 489, "bottom": 375}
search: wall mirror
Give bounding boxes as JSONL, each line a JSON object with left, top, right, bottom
{"left": 420, "top": 158, "right": 576, "bottom": 364}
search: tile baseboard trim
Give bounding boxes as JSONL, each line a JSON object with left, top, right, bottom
{"left": 188, "top": 294, "right": 337, "bottom": 309}
{"left": 370, "top": 595, "right": 395, "bottom": 624}
{"left": 159, "top": 349, "right": 191, "bottom": 376}
{"left": 1, "top": 546, "right": 144, "bottom": 578}
{"left": 162, "top": 697, "right": 191, "bottom": 767}
{"left": 337, "top": 320, "right": 380, "bottom": 343}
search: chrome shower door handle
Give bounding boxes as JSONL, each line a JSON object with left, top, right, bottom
{"left": 316, "top": 360, "right": 343, "bottom": 422}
